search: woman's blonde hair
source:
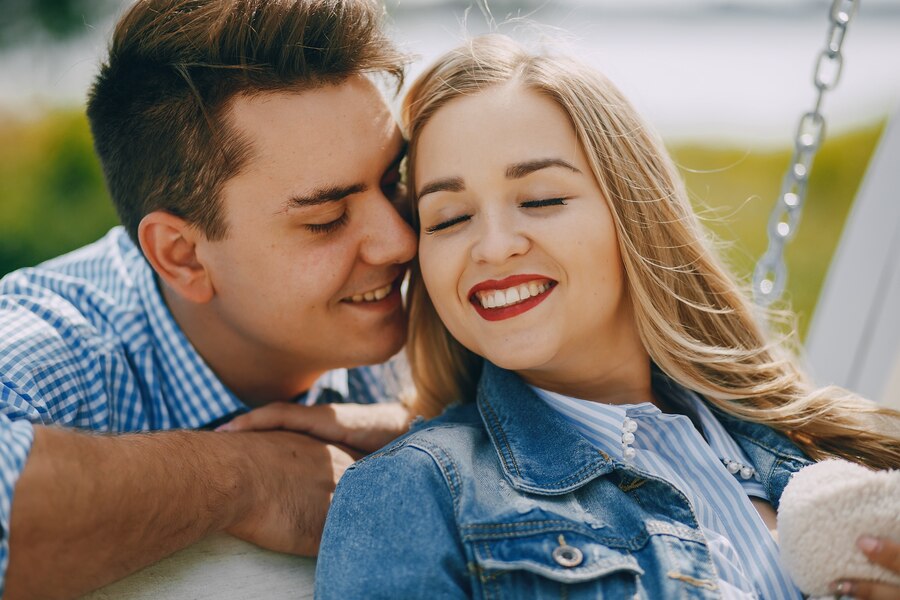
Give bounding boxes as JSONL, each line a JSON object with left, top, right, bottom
{"left": 402, "top": 34, "right": 900, "bottom": 470}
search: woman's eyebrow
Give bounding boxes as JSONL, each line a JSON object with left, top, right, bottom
{"left": 506, "top": 158, "right": 581, "bottom": 179}
{"left": 416, "top": 158, "right": 579, "bottom": 200}
{"left": 417, "top": 176, "right": 465, "bottom": 200}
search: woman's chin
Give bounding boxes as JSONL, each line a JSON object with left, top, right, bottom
{"left": 480, "top": 349, "right": 554, "bottom": 376}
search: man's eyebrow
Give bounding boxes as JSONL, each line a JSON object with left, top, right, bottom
{"left": 283, "top": 142, "right": 407, "bottom": 211}
{"left": 417, "top": 176, "right": 465, "bottom": 199}
{"left": 506, "top": 158, "right": 581, "bottom": 179}
{"left": 284, "top": 183, "right": 367, "bottom": 210}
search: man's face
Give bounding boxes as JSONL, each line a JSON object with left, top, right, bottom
{"left": 197, "top": 76, "right": 415, "bottom": 378}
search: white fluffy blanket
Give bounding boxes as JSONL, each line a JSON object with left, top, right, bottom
{"left": 777, "top": 459, "right": 900, "bottom": 597}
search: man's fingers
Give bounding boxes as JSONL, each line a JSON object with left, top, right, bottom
{"left": 858, "top": 536, "right": 900, "bottom": 573}
{"left": 217, "top": 403, "right": 332, "bottom": 433}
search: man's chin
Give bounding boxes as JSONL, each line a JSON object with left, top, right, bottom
{"left": 345, "top": 321, "right": 408, "bottom": 368}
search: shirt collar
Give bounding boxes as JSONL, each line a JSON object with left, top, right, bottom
{"left": 713, "top": 409, "right": 813, "bottom": 508}
{"left": 135, "top": 257, "right": 248, "bottom": 429}
{"left": 476, "top": 361, "right": 812, "bottom": 501}
{"left": 651, "top": 362, "right": 813, "bottom": 506}
{"left": 532, "top": 387, "right": 638, "bottom": 462}
{"left": 305, "top": 368, "right": 350, "bottom": 405}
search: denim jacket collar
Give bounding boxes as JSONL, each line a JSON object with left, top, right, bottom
{"left": 476, "top": 362, "right": 616, "bottom": 495}
{"left": 475, "top": 361, "right": 812, "bottom": 505}
{"left": 713, "top": 409, "right": 813, "bottom": 508}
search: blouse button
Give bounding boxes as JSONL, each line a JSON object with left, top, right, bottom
{"left": 552, "top": 544, "right": 584, "bottom": 568}
{"left": 740, "top": 466, "right": 754, "bottom": 480}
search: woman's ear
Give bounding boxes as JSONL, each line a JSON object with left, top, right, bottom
{"left": 137, "top": 211, "right": 214, "bottom": 304}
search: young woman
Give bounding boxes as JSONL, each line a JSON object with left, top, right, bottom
{"left": 314, "top": 35, "right": 900, "bottom": 599}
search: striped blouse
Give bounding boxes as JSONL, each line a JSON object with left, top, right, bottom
{"left": 534, "top": 379, "right": 801, "bottom": 600}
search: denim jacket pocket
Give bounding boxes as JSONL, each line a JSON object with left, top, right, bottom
{"left": 467, "top": 525, "right": 644, "bottom": 599}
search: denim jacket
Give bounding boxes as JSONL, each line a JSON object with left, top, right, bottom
{"left": 316, "top": 362, "right": 812, "bottom": 599}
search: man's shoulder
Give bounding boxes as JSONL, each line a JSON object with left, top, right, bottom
{"left": 3, "top": 227, "right": 142, "bottom": 298}
{"left": 0, "top": 228, "right": 154, "bottom": 419}
{"left": 0, "top": 227, "right": 149, "bottom": 341}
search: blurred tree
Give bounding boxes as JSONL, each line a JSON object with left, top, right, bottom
{"left": 0, "top": 0, "right": 117, "bottom": 46}
{"left": 0, "top": 110, "right": 119, "bottom": 276}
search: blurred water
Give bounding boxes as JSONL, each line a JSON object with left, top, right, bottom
{"left": 1, "top": 0, "right": 898, "bottom": 145}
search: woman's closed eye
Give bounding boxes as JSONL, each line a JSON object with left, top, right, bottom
{"left": 520, "top": 197, "right": 568, "bottom": 209}
{"left": 424, "top": 214, "right": 470, "bottom": 234}
{"left": 423, "top": 197, "right": 569, "bottom": 235}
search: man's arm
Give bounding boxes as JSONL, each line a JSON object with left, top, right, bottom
{"left": 5, "top": 423, "right": 355, "bottom": 600}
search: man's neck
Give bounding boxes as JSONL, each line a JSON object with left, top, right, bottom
{"left": 160, "top": 284, "right": 322, "bottom": 407}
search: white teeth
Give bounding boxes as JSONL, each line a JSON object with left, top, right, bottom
{"left": 347, "top": 282, "right": 393, "bottom": 303}
{"left": 476, "top": 281, "right": 551, "bottom": 309}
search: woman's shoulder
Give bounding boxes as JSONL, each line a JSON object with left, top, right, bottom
{"left": 365, "top": 401, "right": 486, "bottom": 459}
{"left": 339, "top": 402, "right": 491, "bottom": 498}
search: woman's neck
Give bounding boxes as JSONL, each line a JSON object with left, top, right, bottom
{"left": 517, "top": 340, "right": 657, "bottom": 407}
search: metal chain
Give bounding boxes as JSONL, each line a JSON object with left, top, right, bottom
{"left": 752, "top": 0, "right": 858, "bottom": 306}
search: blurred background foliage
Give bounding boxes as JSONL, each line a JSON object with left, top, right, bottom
{"left": 0, "top": 0, "right": 115, "bottom": 46}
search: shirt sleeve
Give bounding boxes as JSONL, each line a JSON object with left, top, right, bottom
{"left": 0, "top": 297, "right": 92, "bottom": 596}
{"left": 0, "top": 406, "right": 36, "bottom": 598}
{"left": 315, "top": 443, "right": 469, "bottom": 599}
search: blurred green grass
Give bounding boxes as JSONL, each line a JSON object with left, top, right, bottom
{"left": 671, "top": 121, "right": 883, "bottom": 338}
{"left": 0, "top": 110, "right": 118, "bottom": 276}
{"left": 0, "top": 109, "right": 885, "bottom": 339}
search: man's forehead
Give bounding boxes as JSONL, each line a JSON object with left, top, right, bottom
{"left": 225, "top": 84, "right": 397, "bottom": 157}
{"left": 217, "top": 86, "right": 403, "bottom": 208}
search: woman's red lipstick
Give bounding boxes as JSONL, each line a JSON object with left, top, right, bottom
{"left": 468, "top": 274, "right": 556, "bottom": 322}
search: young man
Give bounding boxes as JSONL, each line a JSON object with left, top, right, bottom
{"left": 0, "top": 1, "right": 416, "bottom": 597}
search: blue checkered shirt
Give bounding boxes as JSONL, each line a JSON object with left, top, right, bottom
{"left": 0, "top": 227, "right": 403, "bottom": 594}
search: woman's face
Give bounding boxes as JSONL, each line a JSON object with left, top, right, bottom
{"left": 415, "top": 82, "right": 641, "bottom": 389}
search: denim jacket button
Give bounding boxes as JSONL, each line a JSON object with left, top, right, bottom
{"left": 552, "top": 544, "right": 584, "bottom": 568}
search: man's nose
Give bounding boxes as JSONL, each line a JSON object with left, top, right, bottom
{"left": 359, "top": 192, "right": 417, "bottom": 266}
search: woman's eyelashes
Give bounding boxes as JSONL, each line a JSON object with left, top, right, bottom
{"left": 423, "top": 197, "right": 569, "bottom": 235}
{"left": 305, "top": 211, "right": 349, "bottom": 235}
{"left": 520, "top": 197, "right": 568, "bottom": 208}
{"left": 424, "top": 214, "right": 470, "bottom": 234}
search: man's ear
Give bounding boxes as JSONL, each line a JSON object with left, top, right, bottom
{"left": 138, "top": 211, "right": 214, "bottom": 304}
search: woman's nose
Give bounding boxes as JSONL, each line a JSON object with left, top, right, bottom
{"left": 469, "top": 215, "right": 530, "bottom": 264}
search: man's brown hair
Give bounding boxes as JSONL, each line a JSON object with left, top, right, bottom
{"left": 86, "top": 0, "right": 407, "bottom": 245}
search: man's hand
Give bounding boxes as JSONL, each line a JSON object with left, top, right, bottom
{"left": 217, "top": 401, "right": 413, "bottom": 454}
{"left": 5, "top": 426, "right": 358, "bottom": 600}
{"left": 830, "top": 536, "right": 900, "bottom": 600}
{"left": 224, "top": 431, "right": 359, "bottom": 555}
